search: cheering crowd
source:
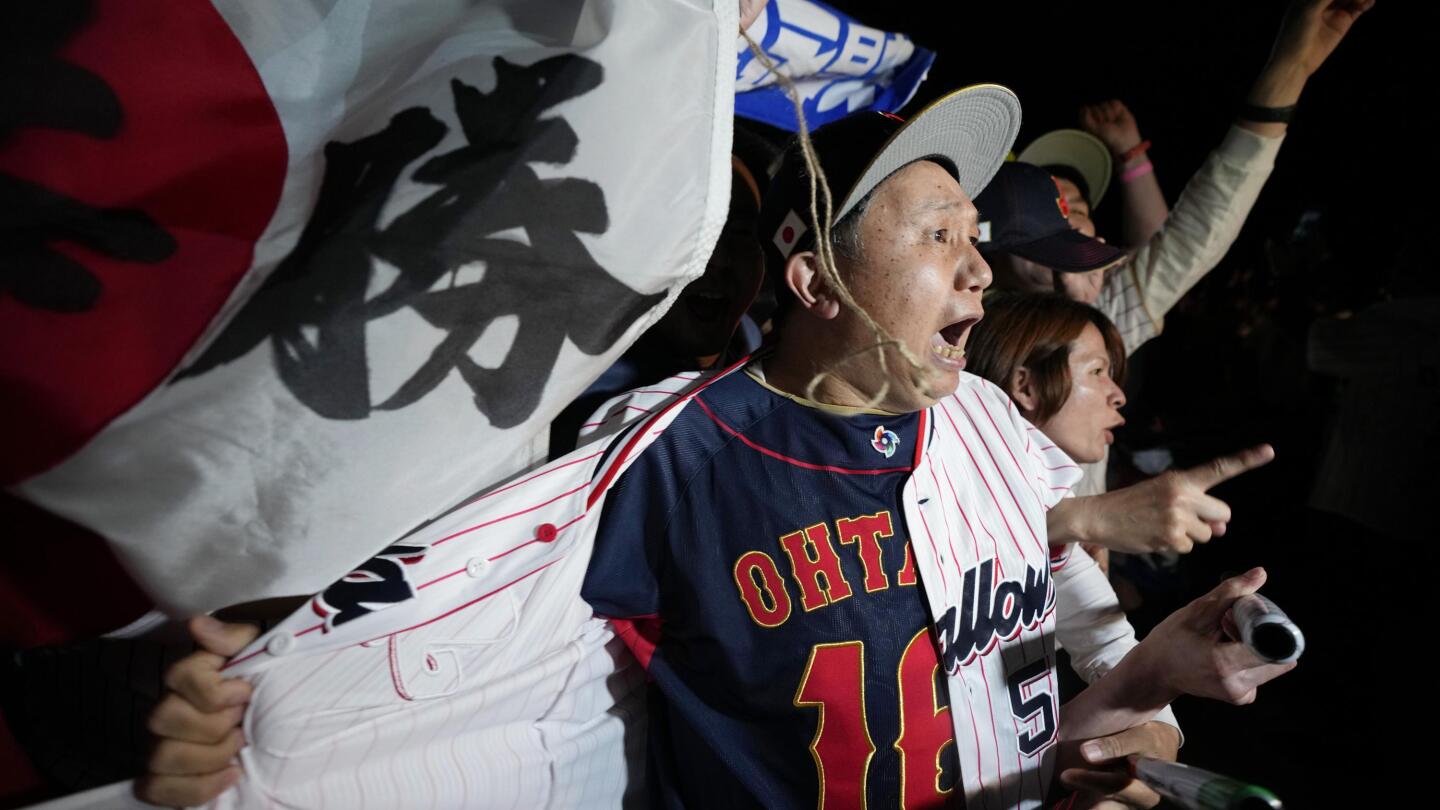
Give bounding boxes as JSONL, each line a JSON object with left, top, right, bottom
{"left": 2, "top": 1, "right": 1391, "bottom": 809}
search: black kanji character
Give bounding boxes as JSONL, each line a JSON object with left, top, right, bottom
{"left": 181, "top": 54, "right": 664, "bottom": 428}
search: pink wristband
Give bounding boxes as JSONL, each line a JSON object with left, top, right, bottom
{"left": 1120, "top": 160, "right": 1153, "bottom": 183}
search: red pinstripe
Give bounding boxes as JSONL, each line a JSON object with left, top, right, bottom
{"left": 938, "top": 455, "right": 1004, "bottom": 579}
{"left": 416, "top": 697, "right": 442, "bottom": 805}
{"left": 1031, "top": 618, "right": 1059, "bottom": 798}
{"left": 241, "top": 642, "right": 345, "bottom": 732}
{"left": 913, "top": 410, "right": 929, "bottom": 469}
{"left": 958, "top": 393, "right": 1048, "bottom": 556}
{"left": 484, "top": 512, "right": 586, "bottom": 564}
{"left": 360, "top": 560, "right": 561, "bottom": 646}
{"left": 587, "top": 356, "right": 749, "bottom": 509}
{"left": 315, "top": 709, "right": 342, "bottom": 808}
{"left": 952, "top": 470, "right": 1004, "bottom": 810}
{"left": 977, "top": 657, "right": 1007, "bottom": 809}
{"left": 968, "top": 390, "right": 1052, "bottom": 522}
{"left": 910, "top": 469, "right": 950, "bottom": 593}
{"left": 259, "top": 647, "right": 375, "bottom": 805}
{"left": 353, "top": 699, "right": 378, "bottom": 810}
{"left": 924, "top": 457, "right": 966, "bottom": 588}
{"left": 382, "top": 681, "right": 422, "bottom": 799}
{"left": 432, "top": 482, "right": 589, "bottom": 549}
{"left": 962, "top": 685, "right": 993, "bottom": 810}
{"left": 581, "top": 405, "right": 657, "bottom": 429}
{"left": 1012, "top": 662, "right": 1027, "bottom": 801}
{"left": 457, "top": 450, "right": 602, "bottom": 508}
{"left": 937, "top": 400, "right": 1028, "bottom": 561}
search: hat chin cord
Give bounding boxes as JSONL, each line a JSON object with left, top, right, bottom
{"left": 741, "top": 32, "right": 936, "bottom": 408}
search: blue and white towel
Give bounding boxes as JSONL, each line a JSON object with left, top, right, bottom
{"left": 737, "top": 0, "right": 935, "bottom": 131}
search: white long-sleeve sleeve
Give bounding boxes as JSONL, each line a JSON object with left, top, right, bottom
{"left": 1053, "top": 543, "right": 1181, "bottom": 739}
{"left": 1098, "top": 125, "right": 1286, "bottom": 355}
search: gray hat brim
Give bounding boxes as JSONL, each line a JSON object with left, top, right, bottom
{"left": 1018, "top": 128, "right": 1113, "bottom": 209}
{"left": 837, "top": 84, "right": 1022, "bottom": 221}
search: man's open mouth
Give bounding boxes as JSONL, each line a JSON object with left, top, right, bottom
{"left": 932, "top": 316, "right": 980, "bottom": 362}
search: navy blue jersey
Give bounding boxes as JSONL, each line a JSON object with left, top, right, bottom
{"left": 584, "top": 368, "right": 961, "bottom": 809}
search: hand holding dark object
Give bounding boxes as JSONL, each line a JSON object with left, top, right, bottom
{"left": 1133, "top": 569, "right": 1297, "bottom": 706}
{"left": 135, "top": 616, "right": 260, "bottom": 808}
{"left": 1058, "top": 570, "right": 1297, "bottom": 750}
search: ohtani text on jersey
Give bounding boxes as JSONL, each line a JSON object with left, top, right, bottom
{"left": 731, "top": 508, "right": 1055, "bottom": 671}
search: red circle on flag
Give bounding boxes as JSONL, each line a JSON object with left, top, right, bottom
{"left": 781, "top": 226, "right": 795, "bottom": 243}
{"left": 0, "top": 3, "right": 287, "bottom": 484}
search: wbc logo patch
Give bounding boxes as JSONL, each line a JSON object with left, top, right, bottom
{"left": 871, "top": 426, "right": 900, "bottom": 458}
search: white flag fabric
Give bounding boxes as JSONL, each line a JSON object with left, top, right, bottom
{"left": 5, "top": 0, "right": 736, "bottom": 616}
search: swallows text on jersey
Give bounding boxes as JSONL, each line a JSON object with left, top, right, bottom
{"left": 933, "top": 558, "right": 1054, "bottom": 674}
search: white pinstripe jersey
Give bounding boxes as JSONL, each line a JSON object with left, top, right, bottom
{"left": 218, "top": 362, "right": 1082, "bottom": 809}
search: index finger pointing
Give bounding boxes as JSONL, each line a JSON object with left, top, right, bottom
{"left": 1182, "top": 444, "right": 1275, "bottom": 490}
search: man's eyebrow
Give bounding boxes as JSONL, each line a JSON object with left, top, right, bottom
{"left": 910, "top": 197, "right": 963, "bottom": 213}
{"left": 903, "top": 195, "right": 978, "bottom": 230}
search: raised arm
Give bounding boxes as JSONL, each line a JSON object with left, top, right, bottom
{"left": 1106, "top": 0, "right": 1374, "bottom": 345}
{"left": 1240, "top": 0, "right": 1375, "bottom": 137}
{"left": 1081, "top": 99, "right": 1169, "bottom": 247}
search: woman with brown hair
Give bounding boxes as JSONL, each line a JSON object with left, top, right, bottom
{"left": 966, "top": 292, "right": 1128, "bottom": 470}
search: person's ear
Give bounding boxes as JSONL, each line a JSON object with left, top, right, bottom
{"left": 783, "top": 251, "right": 840, "bottom": 320}
{"left": 1009, "top": 365, "right": 1040, "bottom": 416}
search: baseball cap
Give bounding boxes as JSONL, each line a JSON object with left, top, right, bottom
{"left": 1017, "top": 128, "right": 1112, "bottom": 209}
{"left": 760, "top": 84, "right": 1022, "bottom": 271}
{"left": 973, "top": 162, "right": 1124, "bottom": 273}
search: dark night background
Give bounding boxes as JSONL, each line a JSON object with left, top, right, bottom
{"left": 831, "top": 1, "right": 1436, "bottom": 806}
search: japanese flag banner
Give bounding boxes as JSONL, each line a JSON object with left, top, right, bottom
{"left": 1, "top": 0, "right": 736, "bottom": 617}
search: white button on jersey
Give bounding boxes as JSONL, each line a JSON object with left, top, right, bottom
{"left": 466, "top": 557, "right": 487, "bottom": 577}
{"left": 265, "top": 632, "right": 295, "bottom": 657}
